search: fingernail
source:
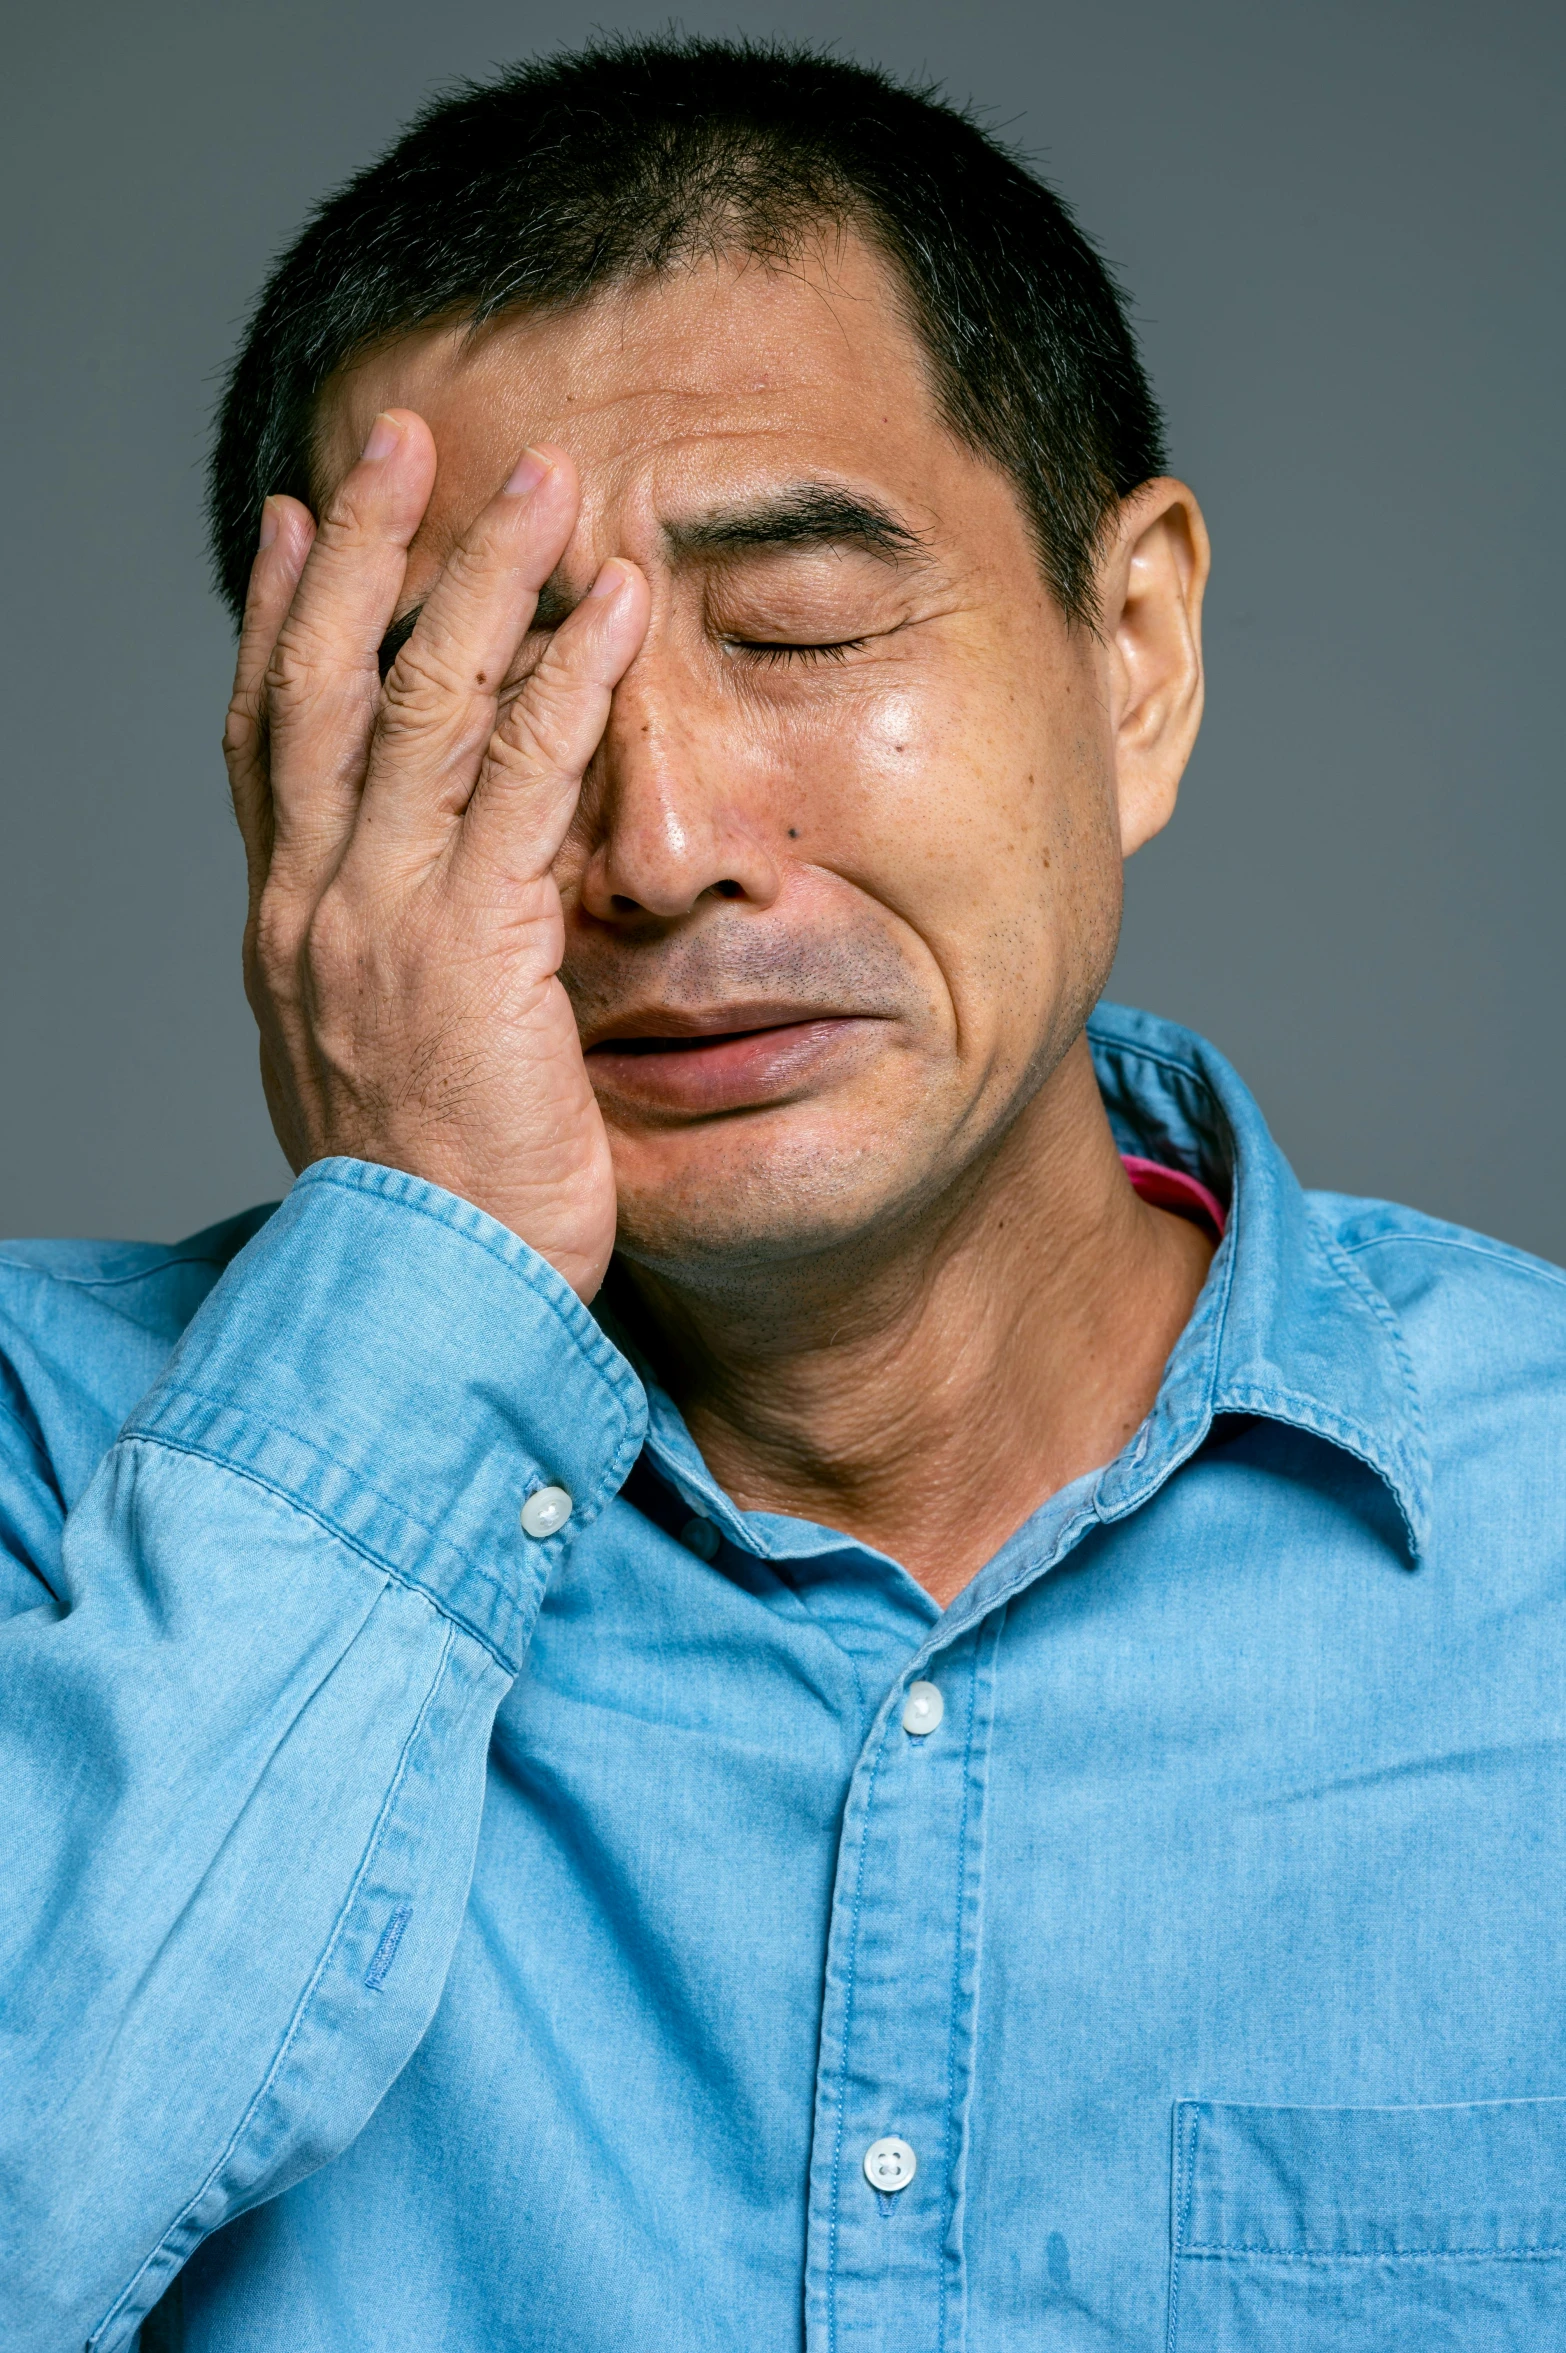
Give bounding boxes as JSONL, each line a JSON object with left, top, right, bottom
{"left": 503, "top": 446, "right": 551, "bottom": 498}
{"left": 361, "top": 412, "right": 401, "bottom": 464}
{"left": 587, "top": 559, "right": 629, "bottom": 601}
{"left": 257, "top": 497, "right": 280, "bottom": 552}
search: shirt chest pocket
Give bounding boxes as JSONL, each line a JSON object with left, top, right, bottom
{"left": 1170, "top": 2096, "right": 1566, "bottom": 2351}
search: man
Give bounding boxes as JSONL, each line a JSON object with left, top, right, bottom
{"left": 3, "top": 35, "right": 1564, "bottom": 2352}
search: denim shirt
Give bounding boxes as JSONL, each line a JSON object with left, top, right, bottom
{"left": 3, "top": 1003, "right": 1565, "bottom": 2352}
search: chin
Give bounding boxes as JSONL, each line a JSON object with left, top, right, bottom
{"left": 609, "top": 1113, "right": 927, "bottom": 1280}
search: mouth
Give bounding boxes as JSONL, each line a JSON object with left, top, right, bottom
{"left": 584, "top": 1006, "right": 878, "bottom": 1117}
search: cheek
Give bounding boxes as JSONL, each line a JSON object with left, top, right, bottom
{"left": 793, "top": 670, "right": 1122, "bottom": 1053}
{"left": 798, "top": 674, "right": 1060, "bottom": 936}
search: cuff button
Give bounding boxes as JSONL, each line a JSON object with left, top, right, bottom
{"left": 520, "top": 1486, "right": 573, "bottom": 1539}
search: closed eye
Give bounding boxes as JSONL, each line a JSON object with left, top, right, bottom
{"left": 725, "top": 637, "right": 869, "bottom": 666}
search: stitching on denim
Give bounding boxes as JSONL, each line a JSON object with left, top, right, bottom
{"left": 1084, "top": 1024, "right": 1232, "bottom": 1114}
{"left": 118, "top": 1431, "right": 519, "bottom": 1674}
{"left": 139, "top": 1396, "right": 524, "bottom": 1601}
{"left": 1089, "top": 1024, "right": 1434, "bottom": 1539}
{"left": 1084, "top": 1032, "right": 1239, "bottom": 1210}
{"left": 1337, "top": 1229, "right": 1566, "bottom": 1295}
{"left": 0, "top": 1247, "right": 241, "bottom": 1291}
{"left": 1217, "top": 1379, "right": 1389, "bottom": 1448}
{"left": 929, "top": 1502, "right": 1098, "bottom": 1663}
{"left": 1213, "top": 1381, "right": 1425, "bottom": 1562}
{"left": 1168, "top": 2105, "right": 1197, "bottom": 2353}
{"left": 1182, "top": 2245, "right": 1566, "bottom": 2263}
{"left": 1086, "top": 1223, "right": 1236, "bottom": 1527}
{"left": 88, "top": 1618, "right": 458, "bottom": 2348}
{"left": 1309, "top": 1211, "right": 1429, "bottom": 1487}
{"left": 825, "top": 1730, "right": 888, "bottom": 2353}
{"left": 938, "top": 1634, "right": 980, "bottom": 2353}
{"left": 138, "top": 1361, "right": 635, "bottom": 1549}
{"left": 363, "top": 1904, "right": 412, "bottom": 1991}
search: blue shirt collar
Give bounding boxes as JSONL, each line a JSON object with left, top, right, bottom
{"left": 1088, "top": 1003, "right": 1429, "bottom": 1564}
{"left": 601, "top": 1004, "right": 1430, "bottom": 1582}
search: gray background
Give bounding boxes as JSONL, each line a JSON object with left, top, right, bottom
{"left": 3, "top": 0, "right": 1561, "bottom": 1252}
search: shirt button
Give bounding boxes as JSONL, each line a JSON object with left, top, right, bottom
{"left": 902, "top": 1680, "right": 944, "bottom": 1736}
{"left": 519, "top": 1485, "right": 573, "bottom": 1539}
{"left": 864, "top": 2136, "right": 917, "bottom": 2193}
{"left": 681, "top": 1515, "right": 721, "bottom": 1561}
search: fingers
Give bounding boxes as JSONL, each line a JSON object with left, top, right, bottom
{"left": 358, "top": 444, "right": 583, "bottom": 843}
{"left": 456, "top": 557, "right": 651, "bottom": 886}
{"left": 263, "top": 409, "right": 437, "bottom": 873}
{"left": 223, "top": 496, "right": 314, "bottom": 874}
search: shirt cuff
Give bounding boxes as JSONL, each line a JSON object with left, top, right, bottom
{"left": 122, "top": 1159, "right": 649, "bottom": 1672}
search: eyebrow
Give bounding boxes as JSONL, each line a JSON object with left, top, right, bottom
{"left": 664, "top": 483, "right": 929, "bottom": 565}
{"left": 376, "top": 484, "right": 926, "bottom": 679}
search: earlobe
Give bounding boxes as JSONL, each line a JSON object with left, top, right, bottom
{"left": 1103, "top": 479, "right": 1209, "bottom": 859}
{"left": 1117, "top": 758, "right": 1183, "bottom": 859}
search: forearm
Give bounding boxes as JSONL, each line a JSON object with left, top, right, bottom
{"left": 0, "top": 1163, "right": 646, "bottom": 2351}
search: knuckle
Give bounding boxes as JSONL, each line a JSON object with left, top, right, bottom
{"left": 302, "top": 889, "right": 361, "bottom": 979}
{"left": 500, "top": 676, "right": 600, "bottom": 777}
{"left": 313, "top": 488, "right": 383, "bottom": 550}
{"left": 263, "top": 628, "right": 379, "bottom": 739}
{"left": 376, "top": 645, "right": 492, "bottom": 757}
{"left": 436, "top": 528, "right": 532, "bottom": 613}
{"left": 222, "top": 692, "right": 261, "bottom": 765}
{"left": 435, "top": 535, "right": 496, "bottom": 595}
{"left": 263, "top": 630, "right": 330, "bottom": 706}
{"left": 381, "top": 638, "right": 463, "bottom": 711}
{"left": 388, "top": 626, "right": 492, "bottom": 702}
{"left": 250, "top": 892, "right": 306, "bottom": 982}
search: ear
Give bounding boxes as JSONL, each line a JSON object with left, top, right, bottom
{"left": 1096, "top": 480, "right": 1210, "bottom": 858}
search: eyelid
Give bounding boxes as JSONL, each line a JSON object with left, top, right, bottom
{"left": 725, "top": 636, "right": 869, "bottom": 666}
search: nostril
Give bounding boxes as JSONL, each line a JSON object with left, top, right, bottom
{"left": 713, "top": 879, "right": 745, "bottom": 900}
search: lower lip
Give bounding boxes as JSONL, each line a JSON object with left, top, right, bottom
{"left": 587, "top": 1018, "right": 871, "bottom": 1116}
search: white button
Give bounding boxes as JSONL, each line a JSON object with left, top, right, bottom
{"left": 864, "top": 2136, "right": 917, "bottom": 2193}
{"left": 902, "top": 1681, "right": 944, "bottom": 1736}
{"left": 519, "top": 1485, "right": 572, "bottom": 1539}
{"left": 681, "top": 1515, "right": 721, "bottom": 1561}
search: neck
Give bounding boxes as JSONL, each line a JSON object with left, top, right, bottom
{"left": 619, "top": 1034, "right": 1214, "bottom": 1606}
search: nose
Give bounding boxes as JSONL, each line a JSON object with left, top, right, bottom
{"left": 572, "top": 643, "right": 783, "bottom": 923}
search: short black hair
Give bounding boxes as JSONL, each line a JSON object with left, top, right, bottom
{"left": 208, "top": 36, "right": 1166, "bottom": 626}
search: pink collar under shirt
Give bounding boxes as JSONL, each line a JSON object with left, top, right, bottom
{"left": 1120, "top": 1154, "right": 1227, "bottom": 1242}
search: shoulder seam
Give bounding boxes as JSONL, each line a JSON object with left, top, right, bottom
{"left": 0, "top": 1248, "right": 235, "bottom": 1292}
{"left": 1337, "top": 1230, "right": 1566, "bottom": 1294}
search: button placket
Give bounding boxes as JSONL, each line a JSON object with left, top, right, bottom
{"left": 805, "top": 1612, "right": 1003, "bottom": 2353}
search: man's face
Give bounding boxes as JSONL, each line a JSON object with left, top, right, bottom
{"left": 317, "top": 237, "right": 1186, "bottom": 1281}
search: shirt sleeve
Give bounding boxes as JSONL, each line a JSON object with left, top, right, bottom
{"left": 0, "top": 1160, "right": 647, "bottom": 2353}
